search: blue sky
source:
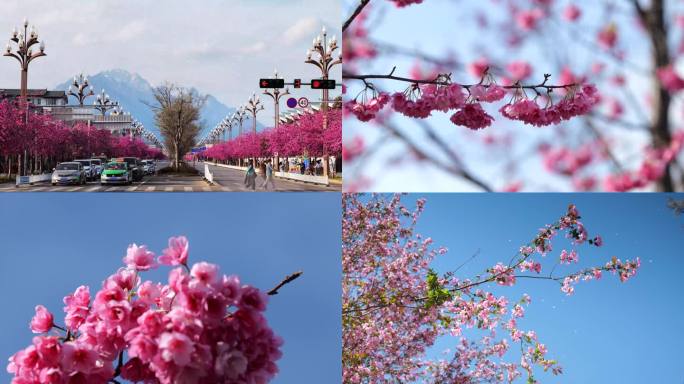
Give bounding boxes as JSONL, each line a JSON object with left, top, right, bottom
{"left": 0, "top": 193, "right": 341, "bottom": 383}
{"left": 0, "top": 0, "right": 341, "bottom": 126}
{"left": 342, "top": 0, "right": 680, "bottom": 191}
{"left": 387, "top": 193, "right": 684, "bottom": 383}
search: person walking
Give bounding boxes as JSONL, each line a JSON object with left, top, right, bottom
{"left": 244, "top": 164, "right": 256, "bottom": 191}
{"left": 262, "top": 160, "right": 276, "bottom": 190}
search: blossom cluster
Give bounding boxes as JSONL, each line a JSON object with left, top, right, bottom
{"left": 500, "top": 84, "right": 599, "bottom": 127}
{"left": 345, "top": 93, "right": 390, "bottom": 122}
{"left": 8, "top": 236, "right": 282, "bottom": 384}
{"left": 345, "top": 80, "right": 598, "bottom": 131}
{"left": 604, "top": 130, "right": 684, "bottom": 191}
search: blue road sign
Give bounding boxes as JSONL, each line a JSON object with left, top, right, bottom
{"left": 286, "top": 97, "right": 298, "bottom": 108}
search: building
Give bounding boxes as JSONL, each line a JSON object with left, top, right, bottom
{"left": 0, "top": 88, "right": 68, "bottom": 107}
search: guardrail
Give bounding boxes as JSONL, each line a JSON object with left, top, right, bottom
{"left": 204, "top": 163, "right": 214, "bottom": 184}
{"left": 204, "top": 162, "right": 329, "bottom": 186}
{"left": 16, "top": 174, "right": 51, "bottom": 187}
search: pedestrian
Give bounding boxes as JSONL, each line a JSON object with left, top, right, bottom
{"left": 244, "top": 164, "right": 256, "bottom": 190}
{"left": 262, "top": 160, "right": 276, "bottom": 190}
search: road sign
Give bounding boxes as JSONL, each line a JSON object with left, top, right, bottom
{"left": 191, "top": 147, "right": 207, "bottom": 153}
{"left": 259, "top": 78, "right": 285, "bottom": 89}
{"left": 311, "top": 79, "right": 336, "bottom": 89}
{"left": 286, "top": 97, "right": 298, "bottom": 108}
{"left": 298, "top": 97, "right": 309, "bottom": 108}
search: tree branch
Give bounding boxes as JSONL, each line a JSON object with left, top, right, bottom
{"left": 344, "top": 69, "right": 577, "bottom": 91}
{"left": 343, "top": 0, "right": 371, "bottom": 33}
{"left": 267, "top": 271, "right": 303, "bottom": 295}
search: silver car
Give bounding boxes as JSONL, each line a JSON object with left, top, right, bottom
{"left": 74, "top": 159, "right": 96, "bottom": 181}
{"left": 51, "top": 162, "right": 86, "bottom": 186}
{"left": 90, "top": 159, "right": 103, "bottom": 176}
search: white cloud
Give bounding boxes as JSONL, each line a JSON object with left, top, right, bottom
{"left": 282, "top": 17, "right": 320, "bottom": 45}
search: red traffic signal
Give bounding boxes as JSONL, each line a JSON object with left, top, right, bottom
{"left": 311, "top": 79, "right": 336, "bottom": 89}
{"left": 294, "top": 78, "right": 302, "bottom": 88}
{"left": 259, "top": 78, "right": 285, "bottom": 89}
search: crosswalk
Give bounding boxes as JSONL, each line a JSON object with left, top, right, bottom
{"left": 4, "top": 185, "right": 221, "bottom": 193}
{"left": 2, "top": 184, "right": 308, "bottom": 192}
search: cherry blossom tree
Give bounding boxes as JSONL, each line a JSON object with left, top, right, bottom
{"left": 202, "top": 109, "right": 342, "bottom": 166}
{"left": 0, "top": 100, "right": 163, "bottom": 177}
{"left": 342, "top": 194, "right": 640, "bottom": 383}
{"left": 7, "top": 236, "right": 301, "bottom": 384}
{"left": 342, "top": 0, "right": 684, "bottom": 192}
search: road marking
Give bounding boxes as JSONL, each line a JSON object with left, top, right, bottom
{"left": 31, "top": 187, "right": 48, "bottom": 192}
{"left": 127, "top": 186, "right": 138, "bottom": 192}
{"left": 202, "top": 186, "right": 211, "bottom": 192}
{"left": 105, "top": 187, "right": 120, "bottom": 192}
{"left": 85, "top": 186, "right": 101, "bottom": 192}
{"left": 221, "top": 187, "right": 233, "bottom": 192}
{"left": 164, "top": 186, "right": 173, "bottom": 192}
{"left": 66, "top": 186, "right": 83, "bottom": 192}
{"left": 184, "top": 186, "right": 193, "bottom": 192}
{"left": 145, "top": 186, "right": 155, "bottom": 192}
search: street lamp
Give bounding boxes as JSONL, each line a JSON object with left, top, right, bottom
{"left": 244, "top": 93, "right": 264, "bottom": 135}
{"left": 263, "top": 69, "right": 290, "bottom": 131}
{"left": 67, "top": 74, "right": 94, "bottom": 106}
{"left": 4, "top": 18, "right": 46, "bottom": 100}
{"left": 94, "top": 89, "right": 119, "bottom": 116}
{"left": 305, "top": 25, "right": 341, "bottom": 177}
{"left": 232, "top": 107, "right": 249, "bottom": 137}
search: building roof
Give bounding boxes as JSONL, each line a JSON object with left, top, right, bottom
{"left": 0, "top": 89, "right": 67, "bottom": 99}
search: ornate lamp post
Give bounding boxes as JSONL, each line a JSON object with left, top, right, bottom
{"left": 244, "top": 94, "right": 264, "bottom": 135}
{"left": 263, "top": 69, "right": 290, "bottom": 131}
{"left": 232, "top": 107, "right": 249, "bottom": 137}
{"left": 67, "top": 74, "right": 94, "bottom": 106}
{"left": 4, "top": 18, "right": 46, "bottom": 101}
{"left": 305, "top": 26, "right": 342, "bottom": 177}
{"left": 130, "top": 120, "right": 144, "bottom": 139}
{"left": 94, "top": 89, "right": 119, "bottom": 116}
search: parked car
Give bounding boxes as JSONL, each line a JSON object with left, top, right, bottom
{"left": 113, "top": 157, "right": 144, "bottom": 181}
{"left": 100, "top": 161, "right": 132, "bottom": 185}
{"left": 142, "top": 159, "right": 156, "bottom": 175}
{"left": 90, "top": 159, "right": 103, "bottom": 176}
{"left": 51, "top": 162, "right": 86, "bottom": 186}
{"left": 74, "top": 159, "right": 96, "bottom": 180}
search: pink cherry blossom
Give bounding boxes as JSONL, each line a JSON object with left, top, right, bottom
{"left": 30, "top": 305, "right": 54, "bottom": 333}
{"left": 159, "top": 235, "right": 190, "bottom": 266}
{"left": 450, "top": 103, "right": 494, "bottom": 130}
{"left": 123, "top": 243, "right": 158, "bottom": 271}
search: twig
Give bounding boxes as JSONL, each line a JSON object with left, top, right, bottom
{"left": 267, "top": 271, "right": 303, "bottom": 295}
{"left": 343, "top": 69, "right": 577, "bottom": 91}
{"left": 343, "top": 0, "right": 371, "bottom": 32}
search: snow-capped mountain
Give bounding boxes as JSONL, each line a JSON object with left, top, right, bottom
{"left": 54, "top": 69, "right": 250, "bottom": 140}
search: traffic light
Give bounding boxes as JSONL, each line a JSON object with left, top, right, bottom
{"left": 311, "top": 79, "right": 336, "bottom": 89}
{"left": 259, "top": 78, "right": 285, "bottom": 89}
{"left": 294, "top": 78, "right": 302, "bottom": 88}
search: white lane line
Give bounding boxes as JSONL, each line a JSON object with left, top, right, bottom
{"left": 127, "top": 186, "right": 138, "bottom": 192}
{"left": 183, "top": 186, "right": 193, "bottom": 192}
{"left": 202, "top": 186, "right": 211, "bottom": 192}
{"left": 66, "top": 186, "right": 83, "bottom": 192}
{"left": 105, "top": 187, "right": 120, "bottom": 192}
{"left": 31, "top": 187, "right": 49, "bottom": 192}
{"left": 145, "top": 186, "right": 155, "bottom": 192}
{"left": 85, "top": 186, "right": 101, "bottom": 192}
{"left": 164, "top": 186, "right": 173, "bottom": 192}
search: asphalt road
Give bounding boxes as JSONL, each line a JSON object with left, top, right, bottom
{"left": 0, "top": 161, "right": 342, "bottom": 192}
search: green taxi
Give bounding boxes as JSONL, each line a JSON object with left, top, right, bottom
{"left": 100, "top": 162, "right": 132, "bottom": 185}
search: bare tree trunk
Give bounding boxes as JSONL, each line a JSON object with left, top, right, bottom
{"left": 645, "top": 0, "right": 675, "bottom": 191}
